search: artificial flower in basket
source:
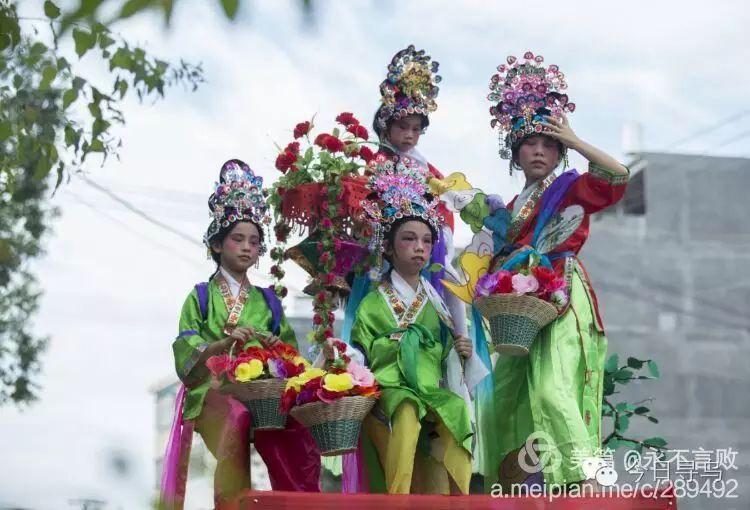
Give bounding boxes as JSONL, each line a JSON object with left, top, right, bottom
{"left": 269, "top": 113, "right": 375, "bottom": 300}
{"left": 206, "top": 341, "right": 310, "bottom": 430}
{"left": 280, "top": 339, "right": 380, "bottom": 456}
{"left": 474, "top": 254, "right": 568, "bottom": 356}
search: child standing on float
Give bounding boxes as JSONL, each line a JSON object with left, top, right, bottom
{"left": 480, "top": 52, "right": 629, "bottom": 491}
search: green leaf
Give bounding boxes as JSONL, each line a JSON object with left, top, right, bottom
{"left": 647, "top": 416, "right": 659, "bottom": 424}
{"left": 64, "top": 124, "right": 76, "bottom": 147}
{"left": 427, "top": 263, "right": 444, "bottom": 273}
{"left": 647, "top": 360, "right": 660, "bottom": 378}
{"left": 109, "top": 47, "right": 131, "bottom": 71}
{"left": 13, "top": 74, "right": 23, "bottom": 89}
{"left": 30, "top": 42, "right": 48, "bottom": 57}
{"left": 72, "top": 28, "right": 96, "bottom": 57}
{"left": 627, "top": 357, "right": 644, "bottom": 370}
{"left": 220, "top": 0, "right": 240, "bottom": 19}
{"left": 119, "top": 0, "right": 155, "bottom": 19}
{"left": 72, "top": 76, "right": 86, "bottom": 91}
{"left": 62, "top": 88, "right": 78, "bottom": 109}
{"left": 33, "top": 155, "right": 53, "bottom": 180}
{"left": 616, "top": 414, "right": 630, "bottom": 433}
{"left": 116, "top": 79, "right": 128, "bottom": 98}
{"left": 614, "top": 368, "right": 634, "bottom": 382}
{"left": 39, "top": 65, "right": 57, "bottom": 90}
{"left": 0, "top": 121, "right": 11, "bottom": 141}
{"left": 56, "top": 57, "right": 70, "bottom": 70}
{"left": 615, "top": 402, "right": 634, "bottom": 413}
{"left": 98, "top": 32, "right": 115, "bottom": 49}
{"left": 92, "top": 118, "right": 110, "bottom": 137}
{"left": 44, "top": 1, "right": 61, "bottom": 19}
{"left": 88, "top": 101, "right": 101, "bottom": 118}
{"left": 89, "top": 138, "right": 105, "bottom": 152}
{"left": 605, "top": 438, "right": 621, "bottom": 451}
{"left": 605, "top": 354, "right": 619, "bottom": 374}
{"left": 634, "top": 406, "right": 650, "bottom": 415}
{"left": 643, "top": 437, "right": 667, "bottom": 448}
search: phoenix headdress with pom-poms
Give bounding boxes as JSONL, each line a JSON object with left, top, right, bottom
{"left": 488, "top": 50, "right": 576, "bottom": 159}
{"left": 361, "top": 154, "right": 441, "bottom": 277}
{"left": 376, "top": 45, "right": 441, "bottom": 131}
{"left": 204, "top": 159, "right": 271, "bottom": 254}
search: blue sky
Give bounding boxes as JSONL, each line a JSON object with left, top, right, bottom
{"left": 2, "top": 1, "right": 748, "bottom": 508}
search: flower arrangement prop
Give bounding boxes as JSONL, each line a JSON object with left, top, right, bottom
{"left": 207, "top": 342, "right": 309, "bottom": 430}
{"left": 474, "top": 254, "right": 567, "bottom": 356}
{"left": 270, "top": 113, "right": 375, "bottom": 345}
{"left": 280, "top": 340, "right": 379, "bottom": 456}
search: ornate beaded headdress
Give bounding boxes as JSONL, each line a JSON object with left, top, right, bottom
{"left": 376, "top": 45, "right": 441, "bottom": 131}
{"left": 361, "top": 153, "right": 441, "bottom": 277}
{"left": 204, "top": 159, "right": 271, "bottom": 254}
{"left": 488, "top": 50, "right": 576, "bottom": 159}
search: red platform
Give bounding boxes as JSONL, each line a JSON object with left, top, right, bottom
{"left": 227, "top": 489, "right": 677, "bottom": 510}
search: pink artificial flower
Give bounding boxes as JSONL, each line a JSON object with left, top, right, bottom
{"left": 511, "top": 273, "right": 539, "bottom": 295}
{"left": 346, "top": 361, "right": 375, "bottom": 387}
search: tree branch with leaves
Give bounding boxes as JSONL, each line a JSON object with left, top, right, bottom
{"left": 0, "top": 0, "right": 203, "bottom": 405}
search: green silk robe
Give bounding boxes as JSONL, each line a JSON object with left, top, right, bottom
{"left": 351, "top": 284, "right": 472, "bottom": 453}
{"left": 172, "top": 280, "right": 296, "bottom": 420}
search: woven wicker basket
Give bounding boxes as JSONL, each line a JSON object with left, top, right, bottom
{"left": 475, "top": 294, "right": 559, "bottom": 356}
{"left": 222, "top": 378, "right": 288, "bottom": 430}
{"left": 290, "top": 395, "right": 375, "bottom": 456}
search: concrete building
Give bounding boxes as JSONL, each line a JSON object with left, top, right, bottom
{"left": 582, "top": 152, "right": 750, "bottom": 509}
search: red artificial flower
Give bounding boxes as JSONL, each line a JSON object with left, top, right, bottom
{"left": 321, "top": 217, "right": 333, "bottom": 229}
{"left": 316, "top": 386, "right": 342, "bottom": 404}
{"left": 313, "top": 314, "right": 323, "bottom": 326}
{"left": 280, "top": 388, "right": 297, "bottom": 414}
{"left": 271, "top": 343, "right": 297, "bottom": 358}
{"left": 335, "top": 112, "right": 358, "bottom": 126}
{"left": 274, "top": 149, "right": 297, "bottom": 173}
{"left": 531, "top": 266, "right": 557, "bottom": 288}
{"left": 293, "top": 121, "right": 311, "bottom": 139}
{"left": 314, "top": 133, "right": 331, "bottom": 147}
{"left": 316, "top": 291, "right": 327, "bottom": 304}
{"left": 323, "top": 135, "right": 345, "bottom": 153}
{"left": 347, "top": 124, "right": 369, "bottom": 140}
{"left": 358, "top": 146, "right": 375, "bottom": 163}
{"left": 495, "top": 272, "right": 514, "bottom": 294}
{"left": 332, "top": 339, "right": 347, "bottom": 352}
{"left": 325, "top": 273, "right": 336, "bottom": 286}
{"left": 355, "top": 385, "right": 381, "bottom": 398}
{"left": 243, "top": 346, "right": 272, "bottom": 363}
{"left": 324, "top": 328, "right": 334, "bottom": 339}
{"left": 279, "top": 286, "right": 288, "bottom": 298}
{"left": 320, "top": 252, "right": 331, "bottom": 264}
{"left": 285, "top": 141, "right": 301, "bottom": 155}
{"left": 206, "top": 353, "right": 231, "bottom": 377}
{"left": 320, "top": 200, "right": 330, "bottom": 213}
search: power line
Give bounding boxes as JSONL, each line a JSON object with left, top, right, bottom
{"left": 79, "top": 175, "right": 202, "bottom": 248}
{"left": 665, "top": 109, "right": 750, "bottom": 150}
{"left": 67, "top": 191, "right": 206, "bottom": 271}
{"left": 74, "top": 175, "right": 300, "bottom": 291}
